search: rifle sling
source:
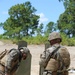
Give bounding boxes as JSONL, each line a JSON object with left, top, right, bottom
{"left": 46, "top": 46, "right": 61, "bottom": 66}
{"left": 51, "top": 46, "right": 60, "bottom": 57}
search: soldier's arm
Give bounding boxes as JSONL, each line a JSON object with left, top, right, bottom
{"left": 39, "top": 50, "right": 50, "bottom": 67}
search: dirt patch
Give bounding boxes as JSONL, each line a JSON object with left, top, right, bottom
{"left": 0, "top": 41, "right": 4, "bottom": 45}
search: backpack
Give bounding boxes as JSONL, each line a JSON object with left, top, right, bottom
{"left": 57, "top": 47, "right": 70, "bottom": 69}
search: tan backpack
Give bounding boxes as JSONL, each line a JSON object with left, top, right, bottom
{"left": 58, "top": 47, "right": 70, "bottom": 69}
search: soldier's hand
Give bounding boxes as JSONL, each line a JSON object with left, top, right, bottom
{"left": 39, "top": 59, "right": 47, "bottom": 67}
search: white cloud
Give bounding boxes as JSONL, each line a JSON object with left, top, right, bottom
{"left": 37, "top": 13, "right": 48, "bottom": 24}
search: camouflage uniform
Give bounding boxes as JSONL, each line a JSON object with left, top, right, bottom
{"left": 5, "top": 47, "right": 29, "bottom": 75}
{"left": 39, "top": 32, "right": 70, "bottom": 75}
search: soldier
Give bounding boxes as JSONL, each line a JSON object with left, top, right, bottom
{"left": 39, "top": 32, "right": 70, "bottom": 75}
{"left": 5, "top": 47, "right": 30, "bottom": 75}
{"left": 4, "top": 41, "right": 30, "bottom": 75}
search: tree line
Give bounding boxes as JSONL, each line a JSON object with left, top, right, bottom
{"left": 0, "top": 0, "right": 75, "bottom": 45}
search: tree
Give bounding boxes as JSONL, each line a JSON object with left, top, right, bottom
{"left": 44, "top": 22, "right": 58, "bottom": 36}
{"left": 58, "top": 0, "right": 70, "bottom": 9}
{"left": 36, "top": 23, "right": 44, "bottom": 35}
{"left": 3, "top": 1, "right": 39, "bottom": 39}
{"left": 57, "top": 0, "right": 75, "bottom": 37}
{"left": 0, "top": 23, "right": 4, "bottom": 27}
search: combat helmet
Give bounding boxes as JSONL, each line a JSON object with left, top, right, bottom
{"left": 19, "top": 47, "right": 29, "bottom": 55}
{"left": 48, "top": 32, "right": 62, "bottom": 41}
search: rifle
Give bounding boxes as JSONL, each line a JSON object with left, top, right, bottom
{"left": 0, "top": 49, "right": 7, "bottom": 59}
{"left": 39, "top": 43, "right": 50, "bottom": 75}
{"left": 45, "top": 43, "right": 50, "bottom": 58}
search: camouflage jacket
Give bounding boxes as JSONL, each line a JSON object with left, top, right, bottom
{"left": 39, "top": 43, "right": 70, "bottom": 71}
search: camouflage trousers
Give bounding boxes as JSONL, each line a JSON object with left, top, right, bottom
{"left": 43, "top": 70, "right": 68, "bottom": 75}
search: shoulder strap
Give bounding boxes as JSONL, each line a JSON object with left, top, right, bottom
{"left": 46, "top": 46, "right": 61, "bottom": 66}
{"left": 51, "top": 46, "right": 61, "bottom": 57}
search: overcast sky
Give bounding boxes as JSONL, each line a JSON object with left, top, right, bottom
{"left": 0, "top": 0, "right": 65, "bottom": 34}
